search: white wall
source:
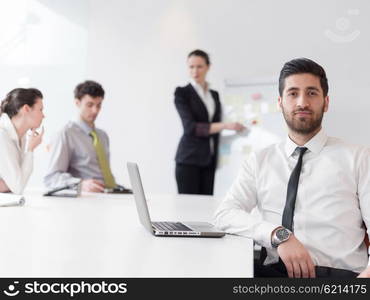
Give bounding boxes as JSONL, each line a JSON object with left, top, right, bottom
{"left": 2, "top": 0, "right": 370, "bottom": 195}
{"left": 86, "top": 0, "right": 370, "bottom": 195}
{"left": 0, "top": 0, "right": 89, "bottom": 189}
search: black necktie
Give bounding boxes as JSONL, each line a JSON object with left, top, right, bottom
{"left": 282, "top": 147, "right": 308, "bottom": 231}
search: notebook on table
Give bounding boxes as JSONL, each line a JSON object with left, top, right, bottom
{"left": 0, "top": 193, "right": 25, "bottom": 207}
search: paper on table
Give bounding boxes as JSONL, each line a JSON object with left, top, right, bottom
{"left": 0, "top": 193, "right": 25, "bottom": 207}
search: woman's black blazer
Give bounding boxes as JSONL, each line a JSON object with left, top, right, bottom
{"left": 174, "top": 83, "right": 222, "bottom": 167}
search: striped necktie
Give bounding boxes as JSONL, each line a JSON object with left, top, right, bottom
{"left": 90, "top": 130, "right": 116, "bottom": 188}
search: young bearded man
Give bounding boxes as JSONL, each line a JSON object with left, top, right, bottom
{"left": 214, "top": 58, "right": 370, "bottom": 278}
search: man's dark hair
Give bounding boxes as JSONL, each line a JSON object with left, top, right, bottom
{"left": 188, "top": 49, "right": 210, "bottom": 65}
{"left": 0, "top": 88, "right": 43, "bottom": 118}
{"left": 74, "top": 80, "right": 105, "bottom": 100}
{"left": 279, "top": 58, "right": 329, "bottom": 97}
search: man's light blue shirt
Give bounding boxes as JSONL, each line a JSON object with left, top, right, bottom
{"left": 44, "top": 119, "right": 114, "bottom": 189}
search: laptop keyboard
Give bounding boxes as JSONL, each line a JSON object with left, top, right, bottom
{"left": 152, "top": 222, "right": 193, "bottom": 232}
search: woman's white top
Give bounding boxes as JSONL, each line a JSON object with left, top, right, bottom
{"left": 190, "top": 79, "right": 215, "bottom": 121}
{"left": 0, "top": 114, "right": 33, "bottom": 194}
{"left": 190, "top": 80, "right": 216, "bottom": 154}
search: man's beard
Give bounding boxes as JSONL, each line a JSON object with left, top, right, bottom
{"left": 282, "top": 107, "right": 324, "bottom": 135}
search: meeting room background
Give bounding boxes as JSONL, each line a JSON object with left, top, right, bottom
{"left": 0, "top": 0, "right": 369, "bottom": 196}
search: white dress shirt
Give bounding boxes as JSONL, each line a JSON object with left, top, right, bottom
{"left": 190, "top": 80, "right": 216, "bottom": 153}
{"left": 214, "top": 129, "right": 370, "bottom": 273}
{"left": 0, "top": 114, "right": 33, "bottom": 195}
{"left": 190, "top": 79, "right": 215, "bottom": 122}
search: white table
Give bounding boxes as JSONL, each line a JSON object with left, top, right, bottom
{"left": 0, "top": 192, "right": 253, "bottom": 277}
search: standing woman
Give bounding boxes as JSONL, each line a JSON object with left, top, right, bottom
{"left": 0, "top": 88, "right": 45, "bottom": 194}
{"left": 174, "top": 49, "right": 245, "bottom": 195}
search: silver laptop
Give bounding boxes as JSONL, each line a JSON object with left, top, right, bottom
{"left": 127, "top": 162, "right": 225, "bottom": 238}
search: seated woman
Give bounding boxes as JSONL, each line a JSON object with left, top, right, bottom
{"left": 0, "top": 88, "right": 44, "bottom": 194}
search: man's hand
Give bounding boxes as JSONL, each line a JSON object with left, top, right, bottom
{"left": 357, "top": 266, "right": 370, "bottom": 278}
{"left": 277, "top": 235, "right": 316, "bottom": 278}
{"left": 0, "top": 179, "right": 10, "bottom": 193}
{"left": 81, "top": 179, "right": 105, "bottom": 193}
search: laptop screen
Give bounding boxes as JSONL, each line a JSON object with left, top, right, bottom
{"left": 127, "top": 162, "right": 154, "bottom": 234}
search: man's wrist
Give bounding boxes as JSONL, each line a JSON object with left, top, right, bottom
{"left": 271, "top": 226, "right": 292, "bottom": 248}
{"left": 271, "top": 226, "right": 283, "bottom": 248}
{"left": 271, "top": 226, "right": 283, "bottom": 241}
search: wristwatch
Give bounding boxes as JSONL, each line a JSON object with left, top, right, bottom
{"left": 271, "top": 227, "right": 292, "bottom": 248}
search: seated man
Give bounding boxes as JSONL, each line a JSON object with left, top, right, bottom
{"left": 44, "top": 80, "right": 123, "bottom": 193}
{"left": 214, "top": 58, "right": 370, "bottom": 278}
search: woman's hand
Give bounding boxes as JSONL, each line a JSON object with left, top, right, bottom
{"left": 224, "top": 122, "right": 246, "bottom": 132}
{"left": 0, "top": 179, "right": 10, "bottom": 193}
{"left": 27, "top": 127, "right": 44, "bottom": 152}
{"left": 209, "top": 122, "right": 246, "bottom": 134}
